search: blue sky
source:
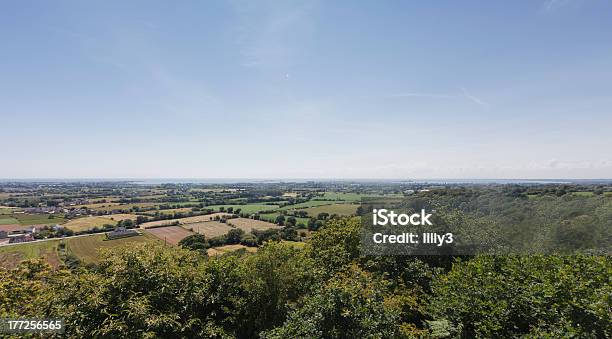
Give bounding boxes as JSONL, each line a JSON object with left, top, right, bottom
{"left": 1, "top": 0, "right": 611, "bottom": 179}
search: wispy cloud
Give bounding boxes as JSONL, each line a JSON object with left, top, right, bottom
{"left": 460, "top": 87, "right": 488, "bottom": 107}
{"left": 387, "top": 92, "right": 455, "bottom": 99}
{"left": 389, "top": 88, "right": 489, "bottom": 107}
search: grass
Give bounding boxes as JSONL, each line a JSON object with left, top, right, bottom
{"left": 226, "top": 218, "right": 282, "bottom": 233}
{"left": 145, "top": 226, "right": 194, "bottom": 246}
{"left": 299, "top": 203, "right": 359, "bottom": 216}
{"left": 141, "top": 207, "right": 194, "bottom": 215}
{"left": 571, "top": 191, "right": 595, "bottom": 197}
{"left": 0, "top": 216, "right": 19, "bottom": 225}
{"left": 14, "top": 214, "right": 66, "bottom": 226}
{"left": 0, "top": 240, "right": 62, "bottom": 268}
{"left": 95, "top": 203, "right": 159, "bottom": 212}
{"left": 63, "top": 216, "right": 117, "bottom": 232}
{"left": 207, "top": 244, "right": 257, "bottom": 256}
{"left": 66, "top": 233, "right": 160, "bottom": 264}
{"left": 258, "top": 213, "right": 310, "bottom": 227}
{"left": 277, "top": 200, "right": 336, "bottom": 211}
{"left": 282, "top": 240, "right": 306, "bottom": 249}
{"left": 182, "top": 221, "right": 233, "bottom": 238}
{"left": 314, "top": 192, "right": 364, "bottom": 202}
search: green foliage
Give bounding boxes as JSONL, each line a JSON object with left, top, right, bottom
{"left": 262, "top": 265, "right": 399, "bottom": 339}
{"left": 429, "top": 255, "right": 612, "bottom": 338}
{"left": 179, "top": 233, "right": 209, "bottom": 251}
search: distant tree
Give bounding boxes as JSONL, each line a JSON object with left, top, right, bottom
{"left": 179, "top": 234, "right": 209, "bottom": 251}
{"left": 317, "top": 212, "right": 329, "bottom": 220}
{"left": 275, "top": 215, "right": 286, "bottom": 226}
{"left": 240, "top": 233, "right": 258, "bottom": 247}
{"left": 226, "top": 228, "right": 245, "bottom": 245}
{"left": 286, "top": 217, "right": 296, "bottom": 227}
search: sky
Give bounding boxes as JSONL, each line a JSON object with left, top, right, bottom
{"left": 1, "top": 0, "right": 611, "bottom": 179}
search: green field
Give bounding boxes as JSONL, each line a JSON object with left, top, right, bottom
{"left": 0, "top": 216, "right": 19, "bottom": 225}
{"left": 14, "top": 214, "right": 66, "bottom": 225}
{"left": 66, "top": 233, "right": 161, "bottom": 264}
{"left": 277, "top": 200, "right": 336, "bottom": 211}
{"left": 313, "top": 192, "right": 364, "bottom": 202}
{"left": 300, "top": 203, "right": 359, "bottom": 216}
{"left": 208, "top": 204, "right": 279, "bottom": 214}
{"left": 0, "top": 240, "right": 62, "bottom": 268}
{"left": 258, "top": 213, "right": 310, "bottom": 227}
{"left": 571, "top": 191, "right": 596, "bottom": 197}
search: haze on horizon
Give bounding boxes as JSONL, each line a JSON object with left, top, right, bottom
{"left": 1, "top": 0, "right": 611, "bottom": 179}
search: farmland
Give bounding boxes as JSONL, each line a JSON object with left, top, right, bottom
{"left": 181, "top": 221, "right": 233, "bottom": 238}
{"left": 277, "top": 200, "right": 338, "bottom": 210}
{"left": 145, "top": 226, "right": 194, "bottom": 245}
{"left": 0, "top": 216, "right": 19, "bottom": 225}
{"left": 63, "top": 216, "right": 117, "bottom": 232}
{"left": 208, "top": 204, "right": 279, "bottom": 214}
{"left": 299, "top": 203, "right": 359, "bottom": 216}
{"left": 0, "top": 239, "right": 62, "bottom": 268}
{"left": 13, "top": 213, "right": 66, "bottom": 226}
{"left": 258, "top": 213, "right": 310, "bottom": 227}
{"left": 226, "top": 218, "right": 281, "bottom": 233}
{"left": 65, "top": 233, "right": 160, "bottom": 264}
{"left": 140, "top": 213, "right": 232, "bottom": 228}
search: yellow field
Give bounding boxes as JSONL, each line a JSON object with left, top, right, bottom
{"left": 101, "top": 214, "right": 138, "bottom": 222}
{"left": 63, "top": 216, "right": 117, "bottom": 232}
{"left": 182, "top": 221, "right": 233, "bottom": 238}
{"left": 226, "top": 218, "right": 282, "bottom": 233}
{"left": 207, "top": 244, "right": 257, "bottom": 256}
{"left": 145, "top": 207, "right": 194, "bottom": 215}
{"left": 140, "top": 213, "right": 233, "bottom": 229}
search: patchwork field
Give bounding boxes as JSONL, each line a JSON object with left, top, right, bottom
{"left": 182, "top": 221, "right": 233, "bottom": 238}
{"left": 207, "top": 244, "right": 257, "bottom": 256}
{"left": 226, "top": 218, "right": 282, "bottom": 233}
{"left": 0, "top": 240, "right": 62, "bottom": 268}
{"left": 140, "top": 213, "right": 233, "bottom": 228}
{"left": 145, "top": 226, "right": 194, "bottom": 245}
{"left": 63, "top": 216, "right": 117, "bottom": 232}
{"left": 66, "top": 233, "right": 160, "bottom": 264}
